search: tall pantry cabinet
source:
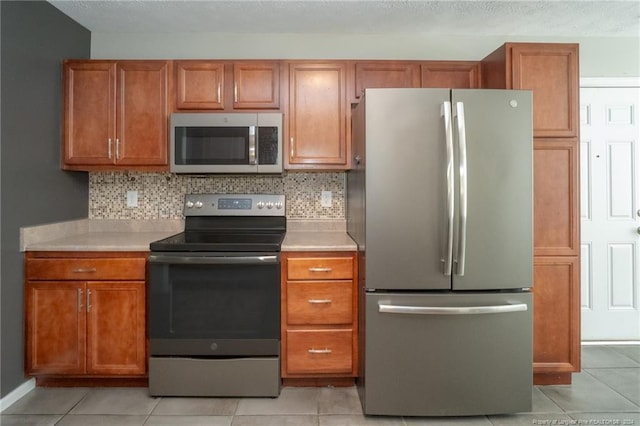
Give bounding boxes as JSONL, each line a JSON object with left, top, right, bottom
{"left": 482, "top": 43, "right": 580, "bottom": 385}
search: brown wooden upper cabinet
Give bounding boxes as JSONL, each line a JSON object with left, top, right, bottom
{"left": 63, "top": 60, "right": 170, "bottom": 171}
{"left": 286, "top": 62, "right": 350, "bottom": 170}
{"left": 421, "top": 61, "right": 481, "bottom": 89}
{"left": 352, "top": 61, "right": 420, "bottom": 101}
{"left": 481, "top": 43, "right": 579, "bottom": 138}
{"left": 174, "top": 60, "right": 281, "bottom": 111}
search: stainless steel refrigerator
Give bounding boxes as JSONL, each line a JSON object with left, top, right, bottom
{"left": 346, "top": 88, "right": 533, "bottom": 416}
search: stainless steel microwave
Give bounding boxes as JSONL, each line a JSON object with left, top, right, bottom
{"left": 170, "top": 113, "right": 283, "bottom": 174}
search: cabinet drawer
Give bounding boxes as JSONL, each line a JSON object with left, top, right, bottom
{"left": 26, "top": 258, "right": 146, "bottom": 281}
{"left": 286, "top": 329, "right": 352, "bottom": 374}
{"left": 287, "top": 281, "right": 352, "bottom": 325}
{"left": 287, "top": 257, "right": 353, "bottom": 280}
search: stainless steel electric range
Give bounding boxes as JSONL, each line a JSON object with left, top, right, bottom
{"left": 147, "top": 193, "right": 286, "bottom": 397}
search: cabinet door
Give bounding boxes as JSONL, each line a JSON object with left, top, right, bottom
{"left": 63, "top": 61, "right": 116, "bottom": 166}
{"left": 116, "top": 61, "right": 169, "bottom": 166}
{"left": 534, "top": 139, "right": 580, "bottom": 256}
{"left": 510, "top": 44, "right": 579, "bottom": 138}
{"left": 533, "top": 256, "right": 580, "bottom": 380}
{"left": 287, "top": 62, "right": 349, "bottom": 169}
{"left": 25, "top": 282, "right": 86, "bottom": 375}
{"left": 86, "top": 281, "right": 146, "bottom": 375}
{"left": 353, "top": 61, "right": 420, "bottom": 100}
{"left": 175, "top": 60, "right": 225, "bottom": 110}
{"left": 233, "top": 62, "right": 280, "bottom": 109}
{"left": 421, "top": 61, "right": 481, "bottom": 89}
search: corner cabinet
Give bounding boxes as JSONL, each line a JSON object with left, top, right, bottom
{"left": 63, "top": 60, "right": 170, "bottom": 171}
{"left": 24, "top": 252, "right": 147, "bottom": 382}
{"left": 285, "top": 62, "right": 350, "bottom": 170}
{"left": 281, "top": 252, "right": 358, "bottom": 385}
{"left": 482, "top": 42, "right": 580, "bottom": 384}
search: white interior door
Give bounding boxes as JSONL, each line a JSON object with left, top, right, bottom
{"left": 581, "top": 81, "right": 640, "bottom": 341}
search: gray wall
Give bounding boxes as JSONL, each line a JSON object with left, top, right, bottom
{"left": 90, "top": 33, "right": 639, "bottom": 77}
{"left": 1, "top": 1, "right": 90, "bottom": 397}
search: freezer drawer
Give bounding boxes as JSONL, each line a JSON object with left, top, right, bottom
{"left": 360, "top": 291, "right": 532, "bottom": 416}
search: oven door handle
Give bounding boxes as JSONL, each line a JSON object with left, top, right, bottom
{"left": 148, "top": 254, "right": 279, "bottom": 265}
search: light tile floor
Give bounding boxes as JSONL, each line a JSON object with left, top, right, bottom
{"left": 2, "top": 345, "right": 639, "bottom": 426}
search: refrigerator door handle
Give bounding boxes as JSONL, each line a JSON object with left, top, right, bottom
{"left": 378, "top": 302, "right": 528, "bottom": 315}
{"left": 454, "top": 101, "right": 468, "bottom": 276}
{"left": 441, "top": 101, "right": 454, "bottom": 276}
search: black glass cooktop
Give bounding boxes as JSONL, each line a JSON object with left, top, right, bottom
{"left": 150, "top": 230, "right": 285, "bottom": 252}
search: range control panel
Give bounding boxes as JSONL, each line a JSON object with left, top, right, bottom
{"left": 183, "top": 194, "right": 285, "bottom": 217}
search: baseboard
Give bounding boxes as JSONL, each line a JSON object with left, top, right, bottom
{"left": 0, "top": 378, "right": 35, "bottom": 413}
{"left": 582, "top": 341, "right": 640, "bottom": 345}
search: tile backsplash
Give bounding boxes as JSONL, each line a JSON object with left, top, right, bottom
{"left": 89, "top": 172, "right": 345, "bottom": 220}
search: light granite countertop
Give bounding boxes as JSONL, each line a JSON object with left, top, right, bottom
{"left": 21, "top": 219, "right": 183, "bottom": 252}
{"left": 282, "top": 219, "right": 357, "bottom": 251}
{"left": 21, "top": 218, "right": 356, "bottom": 252}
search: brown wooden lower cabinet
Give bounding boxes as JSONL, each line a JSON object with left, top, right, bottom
{"left": 533, "top": 255, "right": 581, "bottom": 384}
{"left": 286, "top": 329, "right": 353, "bottom": 374}
{"left": 24, "top": 252, "right": 147, "bottom": 382}
{"left": 281, "top": 251, "right": 358, "bottom": 384}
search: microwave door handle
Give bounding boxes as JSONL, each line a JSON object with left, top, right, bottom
{"left": 248, "top": 126, "right": 257, "bottom": 165}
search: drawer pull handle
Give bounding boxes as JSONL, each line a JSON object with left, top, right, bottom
{"left": 308, "top": 348, "right": 332, "bottom": 354}
{"left": 72, "top": 268, "right": 97, "bottom": 273}
{"left": 308, "top": 299, "right": 332, "bottom": 304}
{"left": 77, "top": 289, "right": 83, "bottom": 313}
{"left": 86, "top": 289, "right": 92, "bottom": 313}
{"left": 308, "top": 267, "right": 333, "bottom": 273}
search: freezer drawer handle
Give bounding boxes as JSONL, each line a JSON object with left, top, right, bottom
{"left": 308, "top": 348, "right": 332, "bottom": 354}
{"left": 378, "top": 303, "right": 528, "bottom": 315}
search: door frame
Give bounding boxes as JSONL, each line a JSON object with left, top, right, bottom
{"left": 580, "top": 76, "right": 640, "bottom": 344}
{"left": 580, "top": 77, "right": 640, "bottom": 88}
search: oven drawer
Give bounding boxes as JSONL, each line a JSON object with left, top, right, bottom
{"left": 286, "top": 329, "right": 353, "bottom": 374}
{"left": 286, "top": 281, "right": 352, "bottom": 325}
{"left": 26, "top": 258, "right": 146, "bottom": 280}
{"left": 287, "top": 257, "right": 353, "bottom": 280}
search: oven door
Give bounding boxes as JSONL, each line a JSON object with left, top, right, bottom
{"left": 148, "top": 252, "right": 280, "bottom": 357}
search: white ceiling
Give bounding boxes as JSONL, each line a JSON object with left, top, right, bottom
{"left": 48, "top": 0, "right": 640, "bottom": 37}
